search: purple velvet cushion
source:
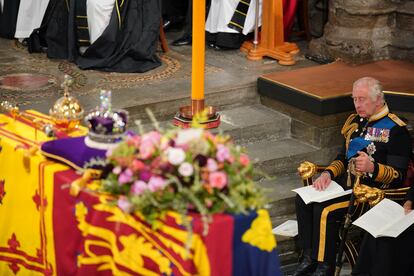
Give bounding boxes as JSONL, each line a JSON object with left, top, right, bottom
{"left": 40, "top": 136, "right": 107, "bottom": 171}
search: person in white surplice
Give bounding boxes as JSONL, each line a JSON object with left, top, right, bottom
{"left": 205, "top": 0, "right": 262, "bottom": 49}
{"left": 14, "top": 0, "right": 49, "bottom": 39}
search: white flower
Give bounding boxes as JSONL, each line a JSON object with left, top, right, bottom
{"left": 178, "top": 162, "right": 194, "bottom": 177}
{"left": 167, "top": 147, "right": 186, "bottom": 165}
{"left": 175, "top": 128, "right": 203, "bottom": 146}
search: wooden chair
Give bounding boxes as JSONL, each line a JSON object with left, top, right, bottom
{"left": 240, "top": 0, "right": 299, "bottom": 65}
{"left": 159, "top": 18, "right": 169, "bottom": 53}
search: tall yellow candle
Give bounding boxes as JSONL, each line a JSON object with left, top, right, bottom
{"left": 191, "top": 0, "right": 206, "bottom": 102}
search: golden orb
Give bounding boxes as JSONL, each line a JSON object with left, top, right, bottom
{"left": 49, "top": 94, "right": 84, "bottom": 129}
{"left": 49, "top": 75, "right": 84, "bottom": 130}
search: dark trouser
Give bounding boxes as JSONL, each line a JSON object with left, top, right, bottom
{"left": 296, "top": 194, "right": 350, "bottom": 267}
{"left": 184, "top": 0, "right": 192, "bottom": 35}
{"left": 353, "top": 224, "right": 414, "bottom": 276}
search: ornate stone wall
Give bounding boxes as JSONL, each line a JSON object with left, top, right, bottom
{"left": 309, "top": 0, "right": 414, "bottom": 63}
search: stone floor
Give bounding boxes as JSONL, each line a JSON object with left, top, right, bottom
{"left": 0, "top": 32, "right": 318, "bottom": 117}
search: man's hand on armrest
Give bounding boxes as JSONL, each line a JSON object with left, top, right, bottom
{"left": 313, "top": 172, "right": 331, "bottom": 191}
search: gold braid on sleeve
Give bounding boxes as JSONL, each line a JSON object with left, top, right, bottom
{"left": 325, "top": 160, "right": 345, "bottom": 178}
{"left": 376, "top": 164, "right": 400, "bottom": 188}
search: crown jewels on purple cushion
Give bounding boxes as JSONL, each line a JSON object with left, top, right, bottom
{"left": 84, "top": 90, "right": 129, "bottom": 144}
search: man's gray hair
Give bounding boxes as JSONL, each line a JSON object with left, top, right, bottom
{"left": 353, "top": 77, "right": 385, "bottom": 103}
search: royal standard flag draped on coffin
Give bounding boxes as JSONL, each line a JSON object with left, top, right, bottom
{"left": 60, "top": 188, "right": 282, "bottom": 276}
{"left": 0, "top": 111, "right": 282, "bottom": 275}
{"left": 0, "top": 111, "right": 85, "bottom": 275}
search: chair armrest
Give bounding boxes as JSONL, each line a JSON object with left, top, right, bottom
{"left": 297, "top": 161, "right": 327, "bottom": 186}
{"left": 384, "top": 186, "right": 411, "bottom": 203}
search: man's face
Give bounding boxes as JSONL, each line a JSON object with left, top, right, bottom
{"left": 352, "top": 85, "right": 380, "bottom": 118}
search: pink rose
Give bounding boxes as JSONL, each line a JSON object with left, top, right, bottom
{"left": 148, "top": 176, "right": 166, "bottom": 192}
{"left": 207, "top": 158, "right": 218, "bottom": 172}
{"left": 142, "top": 131, "right": 161, "bottom": 145}
{"left": 118, "top": 196, "right": 133, "bottom": 213}
{"left": 139, "top": 140, "right": 156, "bottom": 159}
{"left": 138, "top": 131, "right": 161, "bottom": 159}
{"left": 131, "top": 180, "right": 148, "bottom": 195}
{"left": 132, "top": 160, "right": 145, "bottom": 171}
{"left": 239, "top": 154, "right": 250, "bottom": 166}
{"left": 118, "top": 168, "right": 133, "bottom": 184}
{"left": 216, "top": 144, "right": 230, "bottom": 163}
{"left": 127, "top": 135, "right": 141, "bottom": 147}
{"left": 208, "top": 171, "right": 227, "bottom": 189}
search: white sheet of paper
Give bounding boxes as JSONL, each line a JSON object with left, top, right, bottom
{"left": 272, "top": 220, "right": 298, "bottom": 237}
{"left": 353, "top": 198, "right": 414, "bottom": 238}
{"left": 292, "top": 181, "right": 351, "bottom": 204}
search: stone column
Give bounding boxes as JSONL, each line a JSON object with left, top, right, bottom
{"left": 308, "top": 0, "right": 414, "bottom": 63}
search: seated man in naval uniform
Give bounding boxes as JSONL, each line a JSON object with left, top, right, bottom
{"left": 293, "top": 77, "right": 412, "bottom": 276}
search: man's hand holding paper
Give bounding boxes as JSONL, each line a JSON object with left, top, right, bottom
{"left": 293, "top": 181, "right": 352, "bottom": 205}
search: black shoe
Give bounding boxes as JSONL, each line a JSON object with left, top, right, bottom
{"left": 311, "top": 262, "right": 333, "bottom": 276}
{"left": 172, "top": 34, "right": 192, "bottom": 46}
{"left": 207, "top": 42, "right": 221, "bottom": 50}
{"left": 293, "top": 254, "right": 317, "bottom": 276}
{"left": 207, "top": 42, "right": 216, "bottom": 49}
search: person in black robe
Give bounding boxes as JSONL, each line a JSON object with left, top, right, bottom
{"left": 29, "top": 0, "right": 161, "bottom": 73}
{"left": 0, "top": 0, "right": 21, "bottom": 39}
{"left": 352, "top": 156, "right": 414, "bottom": 276}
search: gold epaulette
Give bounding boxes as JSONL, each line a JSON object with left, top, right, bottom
{"left": 341, "top": 114, "right": 358, "bottom": 151}
{"left": 388, "top": 113, "right": 406, "bottom": 127}
{"left": 341, "top": 113, "right": 358, "bottom": 136}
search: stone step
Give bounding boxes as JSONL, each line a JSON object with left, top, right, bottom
{"left": 259, "top": 174, "right": 300, "bottom": 219}
{"left": 246, "top": 138, "right": 322, "bottom": 176}
{"left": 216, "top": 104, "right": 291, "bottom": 144}
{"left": 259, "top": 174, "right": 300, "bottom": 266}
{"left": 125, "top": 83, "right": 259, "bottom": 123}
{"left": 134, "top": 104, "right": 291, "bottom": 144}
{"left": 276, "top": 234, "right": 299, "bottom": 266}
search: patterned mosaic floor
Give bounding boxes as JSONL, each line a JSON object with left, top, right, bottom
{"left": 0, "top": 36, "right": 316, "bottom": 115}
{"left": 0, "top": 40, "right": 223, "bottom": 105}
